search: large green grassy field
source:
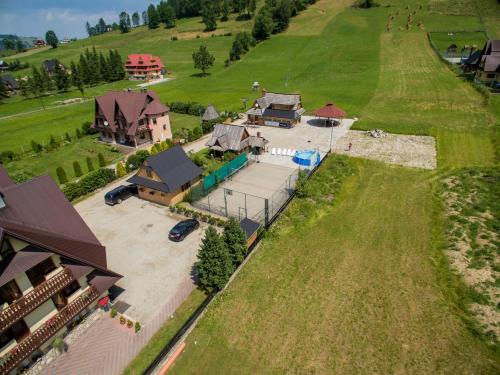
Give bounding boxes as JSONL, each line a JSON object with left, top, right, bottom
{"left": 131, "top": 0, "right": 499, "bottom": 373}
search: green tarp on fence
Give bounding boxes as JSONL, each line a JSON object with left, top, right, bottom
{"left": 203, "top": 152, "right": 248, "bottom": 190}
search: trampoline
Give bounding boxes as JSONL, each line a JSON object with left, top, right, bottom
{"left": 293, "top": 150, "right": 320, "bottom": 167}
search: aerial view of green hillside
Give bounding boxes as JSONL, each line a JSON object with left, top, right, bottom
{"left": 0, "top": 0, "right": 498, "bottom": 374}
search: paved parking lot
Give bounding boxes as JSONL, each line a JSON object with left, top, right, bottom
{"left": 75, "top": 180, "right": 205, "bottom": 322}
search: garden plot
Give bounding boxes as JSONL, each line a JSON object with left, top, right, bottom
{"left": 333, "top": 130, "right": 437, "bottom": 169}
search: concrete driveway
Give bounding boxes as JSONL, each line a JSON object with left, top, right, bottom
{"left": 75, "top": 180, "right": 205, "bottom": 322}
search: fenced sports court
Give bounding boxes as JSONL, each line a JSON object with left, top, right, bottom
{"left": 193, "top": 162, "right": 299, "bottom": 225}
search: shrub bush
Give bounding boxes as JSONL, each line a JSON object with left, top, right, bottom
{"left": 171, "top": 36, "right": 178, "bottom": 41}
{"left": 86, "top": 157, "right": 94, "bottom": 172}
{"left": 168, "top": 101, "right": 206, "bottom": 116}
{"left": 110, "top": 308, "right": 117, "bottom": 318}
{"left": 31, "top": 140, "right": 42, "bottom": 154}
{"left": 97, "top": 153, "right": 106, "bottom": 167}
{"left": 116, "top": 162, "right": 127, "bottom": 177}
{"left": 62, "top": 168, "right": 116, "bottom": 201}
{"left": 75, "top": 128, "right": 82, "bottom": 139}
{"left": 65, "top": 132, "right": 72, "bottom": 143}
{"left": 127, "top": 319, "right": 133, "bottom": 328}
{"left": 73, "top": 161, "right": 83, "bottom": 177}
{"left": 0, "top": 150, "right": 16, "bottom": 163}
{"left": 120, "top": 316, "right": 126, "bottom": 324}
{"left": 82, "top": 121, "right": 98, "bottom": 135}
{"left": 56, "top": 167, "right": 68, "bottom": 184}
{"left": 125, "top": 150, "right": 150, "bottom": 172}
{"left": 134, "top": 321, "right": 141, "bottom": 333}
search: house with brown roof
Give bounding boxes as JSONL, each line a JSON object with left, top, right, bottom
{"left": 474, "top": 40, "right": 500, "bottom": 86}
{"left": 206, "top": 124, "right": 268, "bottom": 156}
{"left": 246, "top": 90, "right": 305, "bottom": 128}
{"left": 91, "top": 90, "right": 172, "bottom": 147}
{"left": 0, "top": 168, "right": 121, "bottom": 374}
{"left": 128, "top": 146, "right": 202, "bottom": 206}
{"left": 125, "top": 54, "right": 165, "bottom": 81}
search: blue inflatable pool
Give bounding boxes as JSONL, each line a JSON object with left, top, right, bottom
{"left": 293, "top": 150, "right": 320, "bottom": 167}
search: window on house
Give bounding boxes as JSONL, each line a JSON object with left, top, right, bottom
{"left": 62, "top": 280, "right": 80, "bottom": 298}
{"left": 0, "top": 319, "right": 30, "bottom": 346}
{"left": 181, "top": 182, "right": 191, "bottom": 191}
{"left": 163, "top": 124, "right": 167, "bottom": 130}
{"left": 26, "top": 257, "right": 57, "bottom": 287}
{"left": 149, "top": 191, "right": 155, "bottom": 195}
{"left": 0, "top": 280, "right": 22, "bottom": 305}
{"left": 152, "top": 117, "right": 157, "bottom": 125}
{"left": 487, "top": 73, "right": 495, "bottom": 78}
{"left": 146, "top": 168, "right": 153, "bottom": 178}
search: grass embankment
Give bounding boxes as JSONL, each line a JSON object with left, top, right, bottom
{"left": 122, "top": 289, "right": 207, "bottom": 375}
{"left": 170, "top": 157, "right": 499, "bottom": 374}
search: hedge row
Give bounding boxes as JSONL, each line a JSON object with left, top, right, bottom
{"left": 169, "top": 204, "right": 226, "bottom": 227}
{"left": 63, "top": 168, "right": 116, "bottom": 201}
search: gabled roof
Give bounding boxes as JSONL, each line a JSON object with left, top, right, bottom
{"left": 483, "top": 55, "right": 500, "bottom": 72}
{"left": 202, "top": 105, "right": 219, "bottom": 121}
{"left": 125, "top": 54, "right": 164, "bottom": 69}
{"left": 206, "top": 124, "right": 249, "bottom": 152}
{"left": 43, "top": 59, "right": 64, "bottom": 72}
{"left": 1, "top": 75, "right": 18, "bottom": 90}
{"left": 128, "top": 146, "right": 202, "bottom": 193}
{"left": 94, "top": 91, "right": 169, "bottom": 135}
{"left": 0, "top": 168, "right": 121, "bottom": 283}
{"left": 255, "top": 92, "right": 301, "bottom": 110}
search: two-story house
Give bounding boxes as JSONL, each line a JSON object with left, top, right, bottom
{"left": 128, "top": 146, "right": 202, "bottom": 206}
{"left": 246, "top": 91, "right": 305, "bottom": 128}
{"left": 0, "top": 168, "right": 121, "bottom": 374}
{"left": 474, "top": 40, "right": 500, "bottom": 87}
{"left": 91, "top": 90, "right": 172, "bottom": 147}
{"left": 125, "top": 54, "right": 165, "bottom": 81}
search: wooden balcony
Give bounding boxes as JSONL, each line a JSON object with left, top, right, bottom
{"left": 0, "top": 286, "right": 100, "bottom": 374}
{"left": 0, "top": 268, "right": 74, "bottom": 332}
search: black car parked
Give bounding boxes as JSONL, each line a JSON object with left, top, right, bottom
{"left": 104, "top": 184, "right": 138, "bottom": 205}
{"left": 168, "top": 219, "right": 200, "bottom": 241}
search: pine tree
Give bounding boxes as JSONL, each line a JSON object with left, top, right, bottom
{"left": 79, "top": 53, "right": 91, "bottom": 85}
{"left": 91, "top": 47, "right": 102, "bottom": 83}
{"left": 39, "top": 66, "right": 54, "bottom": 92}
{"left": 54, "top": 63, "right": 70, "bottom": 92}
{"left": 223, "top": 218, "right": 247, "bottom": 268}
{"left": 45, "top": 30, "right": 59, "bottom": 48}
{"left": 17, "top": 76, "right": 29, "bottom": 97}
{"left": 86, "top": 157, "right": 94, "bottom": 172}
{"left": 252, "top": 10, "right": 274, "bottom": 40}
{"left": 147, "top": 4, "right": 160, "bottom": 29}
{"left": 99, "top": 52, "right": 110, "bottom": 82}
{"left": 56, "top": 167, "right": 68, "bottom": 184}
{"left": 142, "top": 11, "right": 148, "bottom": 25}
{"left": 98, "top": 152, "right": 106, "bottom": 167}
{"left": 73, "top": 161, "right": 83, "bottom": 177}
{"left": 116, "top": 162, "right": 126, "bottom": 177}
{"left": 30, "top": 66, "right": 44, "bottom": 97}
{"left": 221, "top": 0, "right": 230, "bottom": 21}
{"left": 119, "top": 11, "right": 131, "bottom": 33}
{"left": 196, "top": 226, "right": 233, "bottom": 292}
{"left": 132, "top": 12, "right": 140, "bottom": 27}
{"left": 110, "top": 50, "right": 125, "bottom": 80}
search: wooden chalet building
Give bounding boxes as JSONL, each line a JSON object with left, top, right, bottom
{"left": 0, "top": 168, "right": 121, "bottom": 374}
{"left": 125, "top": 54, "right": 165, "bottom": 81}
{"left": 128, "top": 146, "right": 202, "bottom": 206}
{"left": 91, "top": 90, "right": 172, "bottom": 147}
{"left": 206, "top": 124, "right": 268, "bottom": 156}
{"left": 246, "top": 91, "right": 305, "bottom": 128}
{"left": 42, "top": 60, "right": 65, "bottom": 76}
{"left": 474, "top": 40, "right": 500, "bottom": 86}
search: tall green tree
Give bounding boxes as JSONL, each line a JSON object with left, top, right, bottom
{"left": 73, "top": 161, "right": 83, "bottom": 177}
{"left": 132, "top": 12, "right": 140, "bottom": 27}
{"left": 196, "top": 226, "right": 233, "bottom": 292}
{"left": 99, "top": 52, "right": 110, "bottom": 81}
{"left": 53, "top": 63, "right": 70, "bottom": 92}
{"left": 221, "top": 0, "right": 230, "bottom": 21}
{"left": 192, "top": 45, "right": 215, "bottom": 75}
{"left": 30, "top": 66, "right": 44, "bottom": 97}
{"left": 158, "top": 2, "right": 176, "bottom": 28}
{"left": 86, "top": 157, "right": 94, "bottom": 172}
{"left": 147, "top": 4, "right": 160, "bottom": 29}
{"left": 45, "top": 30, "right": 59, "bottom": 48}
{"left": 223, "top": 218, "right": 247, "bottom": 268}
{"left": 2, "top": 38, "right": 15, "bottom": 50}
{"left": 201, "top": 0, "right": 218, "bottom": 31}
{"left": 56, "top": 167, "right": 68, "bottom": 184}
{"left": 142, "top": 10, "right": 148, "bottom": 25}
{"left": 97, "top": 18, "right": 107, "bottom": 34}
{"left": 252, "top": 10, "right": 274, "bottom": 40}
{"left": 39, "top": 65, "right": 54, "bottom": 92}
{"left": 79, "top": 53, "right": 90, "bottom": 85}
{"left": 15, "top": 40, "right": 25, "bottom": 52}
{"left": 119, "top": 11, "right": 131, "bottom": 33}
{"left": 17, "top": 76, "right": 29, "bottom": 97}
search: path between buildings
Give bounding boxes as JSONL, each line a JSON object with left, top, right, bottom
{"left": 39, "top": 279, "right": 195, "bottom": 375}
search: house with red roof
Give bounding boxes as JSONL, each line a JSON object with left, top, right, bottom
{"left": 0, "top": 168, "right": 121, "bottom": 374}
{"left": 125, "top": 54, "right": 165, "bottom": 81}
{"left": 92, "top": 90, "right": 172, "bottom": 147}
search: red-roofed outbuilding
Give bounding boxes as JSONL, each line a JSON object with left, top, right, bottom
{"left": 125, "top": 54, "right": 165, "bottom": 81}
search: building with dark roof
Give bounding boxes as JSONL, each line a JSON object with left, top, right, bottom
{"left": 128, "top": 146, "right": 202, "bottom": 206}
{"left": 42, "top": 59, "right": 65, "bottom": 76}
{"left": 1, "top": 75, "right": 18, "bottom": 95}
{"left": 474, "top": 40, "right": 500, "bottom": 86}
{"left": 246, "top": 90, "right": 305, "bottom": 128}
{"left": 206, "top": 124, "right": 268, "bottom": 156}
{"left": 91, "top": 90, "right": 172, "bottom": 147}
{"left": 0, "top": 167, "right": 121, "bottom": 374}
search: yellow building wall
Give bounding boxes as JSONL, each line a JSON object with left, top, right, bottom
{"left": 24, "top": 299, "right": 58, "bottom": 332}
{"left": 151, "top": 113, "right": 172, "bottom": 143}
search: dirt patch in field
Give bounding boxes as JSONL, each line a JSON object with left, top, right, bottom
{"left": 333, "top": 130, "right": 437, "bottom": 169}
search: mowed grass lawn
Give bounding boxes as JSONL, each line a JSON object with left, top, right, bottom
{"left": 170, "top": 159, "right": 499, "bottom": 374}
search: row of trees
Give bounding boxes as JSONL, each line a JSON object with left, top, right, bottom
{"left": 1, "top": 38, "right": 26, "bottom": 52}
{"left": 197, "top": 219, "right": 248, "bottom": 292}
{"left": 18, "top": 48, "right": 125, "bottom": 98}
{"left": 56, "top": 153, "right": 106, "bottom": 184}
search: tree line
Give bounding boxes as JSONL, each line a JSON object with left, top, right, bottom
{"left": 17, "top": 47, "right": 125, "bottom": 98}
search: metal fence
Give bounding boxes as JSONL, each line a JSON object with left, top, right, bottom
{"left": 203, "top": 152, "right": 248, "bottom": 190}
